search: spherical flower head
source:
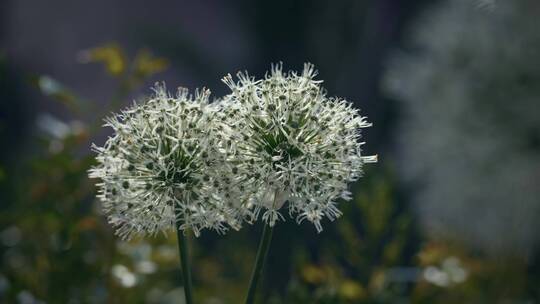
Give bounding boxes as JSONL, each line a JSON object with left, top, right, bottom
{"left": 89, "top": 84, "right": 241, "bottom": 240}
{"left": 220, "top": 63, "right": 377, "bottom": 232}
{"left": 384, "top": 0, "right": 540, "bottom": 255}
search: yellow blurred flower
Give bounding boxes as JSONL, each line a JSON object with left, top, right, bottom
{"left": 301, "top": 264, "right": 326, "bottom": 285}
{"left": 339, "top": 279, "right": 366, "bottom": 300}
{"left": 79, "top": 43, "right": 126, "bottom": 76}
{"left": 133, "top": 49, "right": 168, "bottom": 78}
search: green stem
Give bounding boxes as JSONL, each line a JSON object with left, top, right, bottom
{"left": 175, "top": 222, "right": 194, "bottom": 304}
{"left": 245, "top": 224, "right": 275, "bottom": 304}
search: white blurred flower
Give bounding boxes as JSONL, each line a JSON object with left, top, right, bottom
{"left": 219, "top": 63, "right": 377, "bottom": 231}
{"left": 135, "top": 260, "right": 157, "bottom": 274}
{"left": 475, "top": 0, "right": 496, "bottom": 10}
{"left": 89, "top": 84, "right": 242, "bottom": 239}
{"left": 16, "top": 290, "right": 45, "bottom": 304}
{"left": 423, "top": 256, "right": 468, "bottom": 287}
{"left": 111, "top": 264, "right": 137, "bottom": 288}
{"left": 384, "top": 0, "right": 540, "bottom": 255}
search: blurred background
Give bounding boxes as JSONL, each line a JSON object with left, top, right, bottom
{"left": 1, "top": 0, "right": 539, "bottom": 303}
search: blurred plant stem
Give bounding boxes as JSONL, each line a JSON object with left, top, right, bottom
{"left": 175, "top": 219, "right": 194, "bottom": 304}
{"left": 245, "top": 223, "right": 274, "bottom": 304}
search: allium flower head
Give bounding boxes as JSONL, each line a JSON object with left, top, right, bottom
{"left": 383, "top": 0, "right": 540, "bottom": 255}
{"left": 220, "top": 63, "right": 377, "bottom": 231}
{"left": 89, "top": 84, "right": 241, "bottom": 239}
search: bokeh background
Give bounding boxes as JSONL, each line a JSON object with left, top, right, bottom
{"left": 1, "top": 0, "right": 539, "bottom": 303}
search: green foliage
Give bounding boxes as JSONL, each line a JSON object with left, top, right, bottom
{"left": 281, "top": 168, "right": 418, "bottom": 303}
{"left": 0, "top": 44, "right": 175, "bottom": 303}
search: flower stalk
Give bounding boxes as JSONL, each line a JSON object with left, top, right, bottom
{"left": 244, "top": 223, "right": 274, "bottom": 304}
{"left": 175, "top": 220, "right": 194, "bottom": 304}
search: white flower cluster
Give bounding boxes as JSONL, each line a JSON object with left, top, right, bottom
{"left": 220, "top": 63, "right": 377, "bottom": 231}
{"left": 383, "top": 0, "right": 540, "bottom": 255}
{"left": 89, "top": 85, "right": 243, "bottom": 239}
{"left": 90, "top": 64, "right": 376, "bottom": 239}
